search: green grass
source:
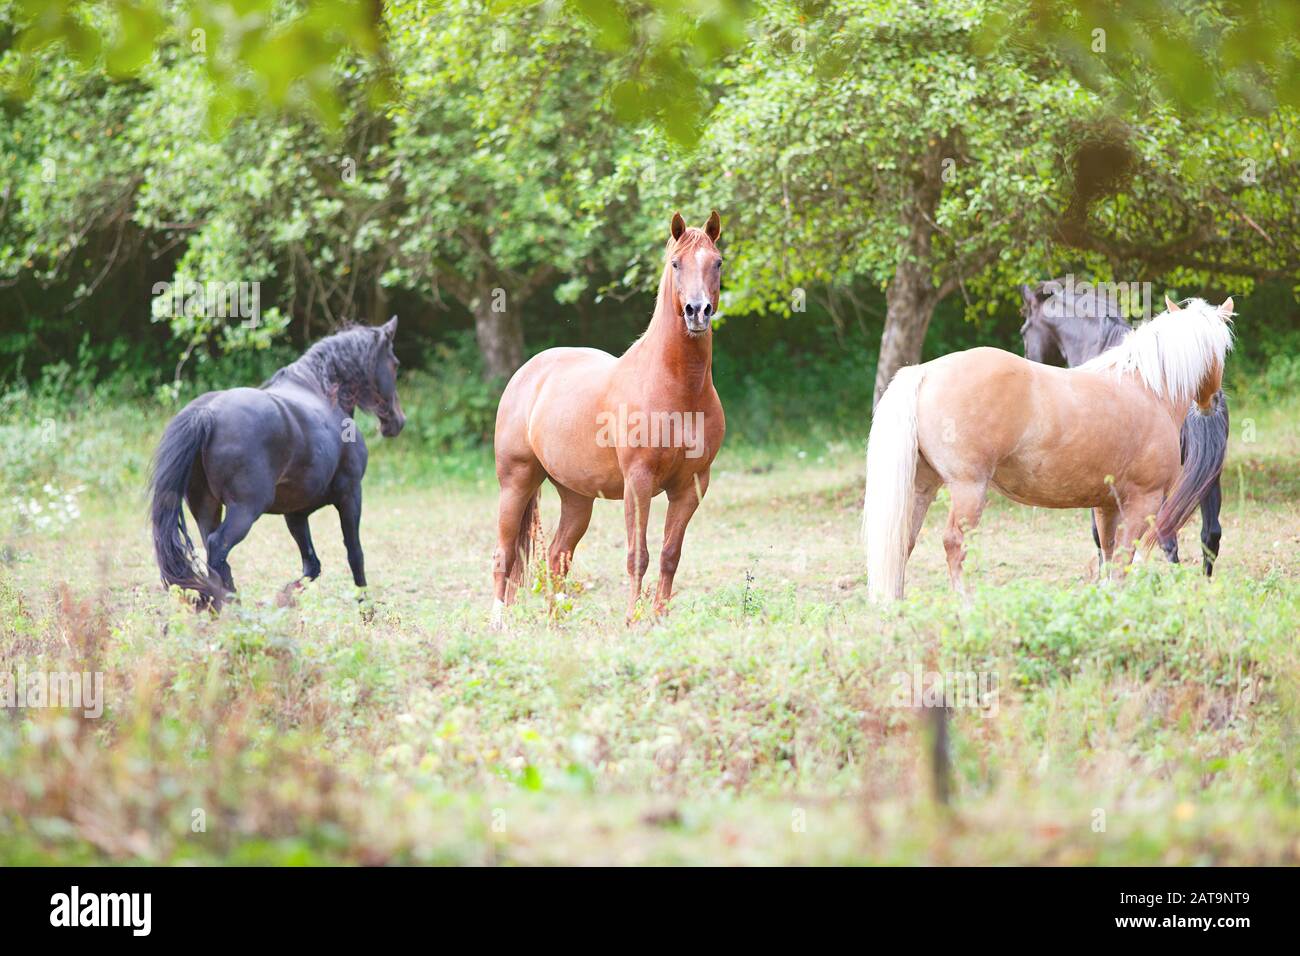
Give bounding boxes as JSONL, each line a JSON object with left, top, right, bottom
{"left": 0, "top": 383, "right": 1296, "bottom": 864}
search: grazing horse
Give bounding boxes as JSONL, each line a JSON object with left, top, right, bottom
{"left": 864, "top": 298, "right": 1233, "bottom": 602}
{"left": 491, "top": 211, "right": 726, "bottom": 626}
{"left": 1020, "top": 281, "right": 1229, "bottom": 575}
{"left": 149, "top": 318, "right": 406, "bottom": 609}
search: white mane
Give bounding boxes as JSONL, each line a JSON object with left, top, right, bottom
{"left": 1078, "top": 298, "right": 1234, "bottom": 404}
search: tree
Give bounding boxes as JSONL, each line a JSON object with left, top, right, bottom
{"left": 690, "top": 0, "right": 1077, "bottom": 402}
{"left": 680, "top": 0, "right": 1300, "bottom": 402}
{"left": 377, "top": 0, "right": 636, "bottom": 381}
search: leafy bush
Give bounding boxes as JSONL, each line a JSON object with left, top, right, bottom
{"left": 404, "top": 333, "right": 500, "bottom": 454}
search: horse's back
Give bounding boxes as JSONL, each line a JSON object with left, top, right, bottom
{"left": 914, "top": 346, "right": 1179, "bottom": 507}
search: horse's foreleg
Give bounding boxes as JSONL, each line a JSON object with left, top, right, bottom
{"left": 336, "top": 490, "right": 366, "bottom": 589}
{"left": 654, "top": 473, "right": 709, "bottom": 615}
{"left": 942, "top": 481, "right": 987, "bottom": 597}
{"left": 1094, "top": 506, "right": 1118, "bottom": 577}
{"left": 623, "top": 468, "right": 655, "bottom": 625}
{"left": 285, "top": 511, "right": 321, "bottom": 582}
{"left": 1113, "top": 490, "right": 1165, "bottom": 573}
{"left": 1199, "top": 477, "right": 1223, "bottom": 577}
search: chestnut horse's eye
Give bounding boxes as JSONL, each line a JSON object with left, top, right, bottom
{"left": 672, "top": 259, "right": 680, "bottom": 269}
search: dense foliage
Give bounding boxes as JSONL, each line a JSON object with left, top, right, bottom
{"left": 2, "top": 0, "right": 1299, "bottom": 414}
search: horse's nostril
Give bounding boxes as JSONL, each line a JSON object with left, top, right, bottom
{"left": 703, "top": 302, "right": 713, "bottom": 317}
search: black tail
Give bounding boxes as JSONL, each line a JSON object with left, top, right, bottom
{"left": 1149, "top": 392, "right": 1230, "bottom": 550}
{"left": 148, "top": 404, "right": 222, "bottom": 609}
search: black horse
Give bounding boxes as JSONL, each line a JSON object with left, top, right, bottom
{"left": 1020, "top": 282, "right": 1228, "bottom": 575}
{"left": 149, "top": 318, "right": 406, "bottom": 609}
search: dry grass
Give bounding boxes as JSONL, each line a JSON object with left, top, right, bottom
{"left": 0, "top": 395, "right": 1296, "bottom": 864}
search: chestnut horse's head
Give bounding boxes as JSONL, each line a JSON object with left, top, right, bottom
{"left": 665, "top": 210, "right": 722, "bottom": 336}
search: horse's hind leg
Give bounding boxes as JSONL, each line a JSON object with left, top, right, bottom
{"left": 942, "top": 480, "right": 988, "bottom": 596}
{"left": 1199, "top": 477, "right": 1223, "bottom": 576}
{"left": 492, "top": 458, "right": 545, "bottom": 623}
{"left": 907, "top": 460, "right": 941, "bottom": 560}
{"left": 185, "top": 475, "right": 223, "bottom": 604}
{"left": 188, "top": 491, "right": 222, "bottom": 558}
{"left": 1158, "top": 519, "right": 1180, "bottom": 565}
{"left": 205, "top": 503, "right": 262, "bottom": 597}
{"left": 548, "top": 484, "right": 594, "bottom": 586}
{"left": 186, "top": 466, "right": 222, "bottom": 556}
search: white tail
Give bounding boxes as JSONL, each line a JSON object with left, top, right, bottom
{"left": 864, "top": 365, "right": 924, "bottom": 602}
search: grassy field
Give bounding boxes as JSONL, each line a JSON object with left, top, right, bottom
{"left": 0, "top": 385, "right": 1297, "bottom": 865}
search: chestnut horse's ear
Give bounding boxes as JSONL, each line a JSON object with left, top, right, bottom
{"left": 382, "top": 315, "right": 398, "bottom": 340}
{"left": 704, "top": 209, "right": 721, "bottom": 242}
{"left": 1218, "top": 296, "right": 1234, "bottom": 317}
{"left": 1165, "top": 295, "right": 1181, "bottom": 312}
{"left": 670, "top": 212, "right": 686, "bottom": 241}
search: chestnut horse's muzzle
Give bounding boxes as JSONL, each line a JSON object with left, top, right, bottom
{"left": 683, "top": 298, "right": 714, "bottom": 334}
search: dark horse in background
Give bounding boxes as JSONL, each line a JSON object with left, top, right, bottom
{"left": 1020, "top": 282, "right": 1228, "bottom": 575}
{"left": 149, "top": 318, "right": 406, "bottom": 609}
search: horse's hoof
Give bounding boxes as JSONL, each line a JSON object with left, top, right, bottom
{"left": 490, "top": 599, "right": 506, "bottom": 630}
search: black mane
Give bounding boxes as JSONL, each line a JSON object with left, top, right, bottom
{"left": 264, "top": 326, "right": 383, "bottom": 398}
{"left": 1096, "top": 314, "right": 1133, "bottom": 351}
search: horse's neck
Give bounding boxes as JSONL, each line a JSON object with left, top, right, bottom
{"left": 639, "top": 286, "right": 713, "bottom": 398}
{"left": 1113, "top": 368, "right": 1192, "bottom": 424}
{"left": 1059, "top": 329, "right": 1093, "bottom": 368}
{"left": 271, "top": 359, "right": 355, "bottom": 413}
{"left": 1061, "top": 315, "right": 1130, "bottom": 367}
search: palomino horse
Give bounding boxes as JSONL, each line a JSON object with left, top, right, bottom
{"left": 864, "top": 298, "right": 1233, "bottom": 601}
{"left": 491, "top": 211, "right": 726, "bottom": 625}
{"left": 150, "top": 319, "right": 406, "bottom": 609}
{"left": 1020, "top": 281, "right": 1229, "bottom": 575}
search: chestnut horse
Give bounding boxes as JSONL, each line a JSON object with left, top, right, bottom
{"left": 491, "top": 212, "right": 726, "bottom": 625}
{"left": 864, "top": 297, "right": 1234, "bottom": 601}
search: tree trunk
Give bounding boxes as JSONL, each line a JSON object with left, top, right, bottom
{"left": 875, "top": 262, "right": 940, "bottom": 407}
{"left": 872, "top": 138, "right": 949, "bottom": 408}
{"left": 368, "top": 275, "right": 389, "bottom": 326}
{"left": 473, "top": 293, "right": 524, "bottom": 383}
